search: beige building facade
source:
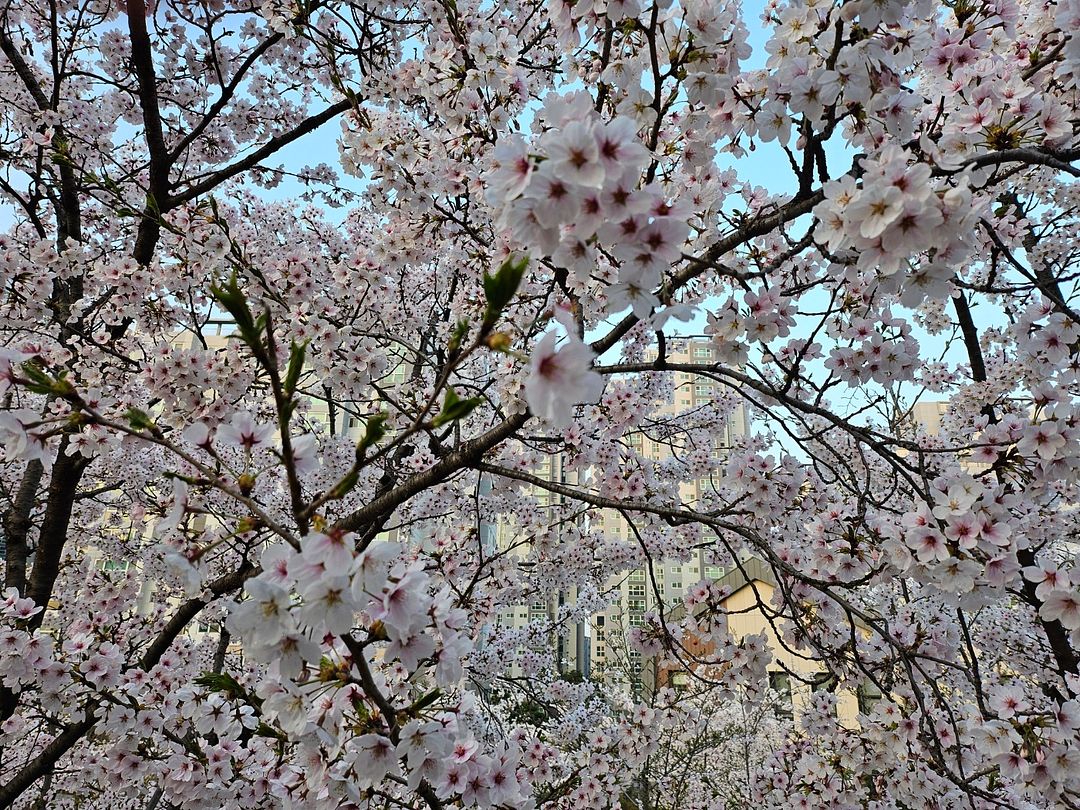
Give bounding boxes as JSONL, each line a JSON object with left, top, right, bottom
{"left": 586, "top": 338, "right": 748, "bottom": 690}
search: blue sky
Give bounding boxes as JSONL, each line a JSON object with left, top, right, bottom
{"left": 0, "top": 2, "right": 795, "bottom": 227}
{"left": 0, "top": 1, "right": 982, "bottom": 407}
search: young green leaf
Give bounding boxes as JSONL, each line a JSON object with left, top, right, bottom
{"left": 284, "top": 340, "right": 308, "bottom": 398}
{"left": 327, "top": 468, "right": 360, "bottom": 500}
{"left": 194, "top": 671, "right": 246, "bottom": 700}
{"left": 124, "top": 407, "right": 157, "bottom": 432}
{"left": 432, "top": 387, "right": 481, "bottom": 428}
{"left": 357, "top": 412, "right": 388, "bottom": 455}
{"left": 447, "top": 319, "right": 470, "bottom": 355}
{"left": 208, "top": 274, "right": 259, "bottom": 344}
{"left": 482, "top": 254, "right": 528, "bottom": 331}
{"left": 19, "top": 363, "right": 74, "bottom": 397}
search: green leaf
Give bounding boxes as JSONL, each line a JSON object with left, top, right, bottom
{"left": 284, "top": 340, "right": 308, "bottom": 397}
{"left": 195, "top": 671, "right": 245, "bottom": 699}
{"left": 208, "top": 274, "right": 259, "bottom": 345}
{"left": 406, "top": 688, "right": 442, "bottom": 715}
{"left": 432, "top": 387, "right": 481, "bottom": 428}
{"left": 447, "top": 319, "right": 470, "bottom": 355}
{"left": 124, "top": 407, "right": 156, "bottom": 432}
{"left": 351, "top": 694, "right": 371, "bottom": 723}
{"left": 356, "top": 412, "right": 388, "bottom": 455}
{"left": 482, "top": 255, "right": 528, "bottom": 330}
{"left": 18, "top": 362, "right": 59, "bottom": 395}
{"left": 19, "top": 363, "right": 73, "bottom": 397}
{"left": 254, "top": 722, "right": 286, "bottom": 740}
{"left": 328, "top": 468, "right": 360, "bottom": 500}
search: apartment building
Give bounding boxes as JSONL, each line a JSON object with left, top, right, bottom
{"left": 587, "top": 338, "right": 748, "bottom": 692}
{"left": 151, "top": 326, "right": 743, "bottom": 686}
{"left": 643, "top": 558, "right": 873, "bottom": 725}
{"left": 491, "top": 450, "right": 587, "bottom": 678}
{"left": 635, "top": 403, "right": 962, "bottom": 717}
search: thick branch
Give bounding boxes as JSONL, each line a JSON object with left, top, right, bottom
{"left": 25, "top": 448, "right": 90, "bottom": 632}
{"left": 0, "top": 24, "right": 50, "bottom": 110}
{"left": 952, "top": 291, "right": 1079, "bottom": 683}
{"left": 0, "top": 714, "right": 97, "bottom": 809}
{"left": 959, "top": 147, "right": 1080, "bottom": 178}
{"left": 126, "top": 0, "right": 170, "bottom": 204}
{"left": 334, "top": 412, "right": 528, "bottom": 535}
{"left": 2, "top": 460, "right": 43, "bottom": 595}
{"left": 140, "top": 564, "right": 256, "bottom": 669}
{"left": 171, "top": 99, "right": 352, "bottom": 205}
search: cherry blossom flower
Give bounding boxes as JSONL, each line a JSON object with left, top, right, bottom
{"left": 487, "top": 135, "right": 534, "bottom": 202}
{"left": 216, "top": 411, "right": 275, "bottom": 451}
{"left": 524, "top": 331, "right": 604, "bottom": 427}
{"left": 4, "top": 2, "right": 1080, "bottom": 808}
{"left": 350, "top": 734, "right": 402, "bottom": 788}
{"left": 544, "top": 120, "right": 605, "bottom": 188}
{"left": 1041, "top": 590, "right": 1080, "bottom": 631}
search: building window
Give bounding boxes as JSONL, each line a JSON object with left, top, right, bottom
{"left": 769, "top": 672, "right": 793, "bottom": 720}
{"left": 858, "top": 681, "right": 883, "bottom": 714}
{"left": 812, "top": 672, "right": 837, "bottom": 693}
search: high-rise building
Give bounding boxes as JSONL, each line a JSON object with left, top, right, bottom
{"left": 642, "top": 557, "right": 875, "bottom": 724}
{"left": 909, "top": 401, "right": 948, "bottom": 437}
{"left": 165, "top": 327, "right": 743, "bottom": 689}
{"left": 586, "top": 338, "right": 748, "bottom": 692}
{"left": 491, "top": 451, "right": 587, "bottom": 678}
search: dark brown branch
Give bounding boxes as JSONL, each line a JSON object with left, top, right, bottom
{"left": 334, "top": 412, "right": 528, "bottom": 535}
{"left": 0, "top": 713, "right": 97, "bottom": 808}
{"left": 171, "top": 99, "right": 352, "bottom": 205}
{"left": 140, "top": 564, "right": 256, "bottom": 669}
{"left": 0, "top": 25, "right": 50, "bottom": 110}
{"left": 952, "top": 291, "right": 1079, "bottom": 684}
{"left": 25, "top": 446, "right": 90, "bottom": 633}
{"left": 955, "top": 147, "right": 1080, "bottom": 178}
{"left": 126, "top": 0, "right": 173, "bottom": 266}
{"left": 2, "top": 460, "right": 43, "bottom": 595}
{"left": 126, "top": 0, "right": 170, "bottom": 205}
{"left": 590, "top": 190, "right": 825, "bottom": 356}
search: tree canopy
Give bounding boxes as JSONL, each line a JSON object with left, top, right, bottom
{"left": 1, "top": 0, "right": 1080, "bottom": 807}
